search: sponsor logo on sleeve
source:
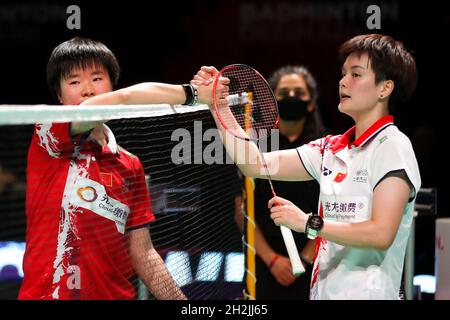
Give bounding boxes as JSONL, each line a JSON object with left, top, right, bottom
{"left": 352, "top": 169, "right": 368, "bottom": 183}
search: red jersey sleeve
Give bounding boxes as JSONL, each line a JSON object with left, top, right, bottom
{"left": 33, "top": 122, "right": 74, "bottom": 157}
{"left": 126, "top": 158, "right": 155, "bottom": 230}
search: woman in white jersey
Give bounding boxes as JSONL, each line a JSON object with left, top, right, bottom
{"left": 194, "top": 34, "right": 421, "bottom": 300}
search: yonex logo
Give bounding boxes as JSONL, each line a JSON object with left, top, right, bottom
{"left": 323, "top": 167, "right": 332, "bottom": 176}
{"left": 77, "top": 186, "right": 98, "bottom": 202}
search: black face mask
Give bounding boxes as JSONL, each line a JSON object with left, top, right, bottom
{"left": 277, "top": 97, "right": 310, "bottom": 121}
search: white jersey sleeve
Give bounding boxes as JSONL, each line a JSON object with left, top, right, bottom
{"left": 369, "top": 129, "right": 421, "bottom": 201}
{"left": 297, "top": 136, "right": 331, "bottom": 183}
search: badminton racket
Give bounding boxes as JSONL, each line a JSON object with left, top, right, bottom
{"left": 212, "top": 64, "right": 305, "bottom": 276}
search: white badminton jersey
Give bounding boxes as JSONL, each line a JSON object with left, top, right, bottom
{"left": 297, "top": 115, "right": 421, "bottom": 300}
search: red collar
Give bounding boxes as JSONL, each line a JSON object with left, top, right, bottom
{"left": 331, "top": 115, "right": 394, "bottom": 154}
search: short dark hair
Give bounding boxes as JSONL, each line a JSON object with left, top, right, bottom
{"left": 339, "top": 34, "right": 417, "bottom": 111}
{"left": 46, "top": 37, "right": 121, "bottom": 101}
{"left": 268, "top": 65, "right": 319, "bottom": 103}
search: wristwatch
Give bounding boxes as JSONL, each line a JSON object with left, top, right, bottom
{"left": 305, "top": 213, "right": 324, "bottom": 240}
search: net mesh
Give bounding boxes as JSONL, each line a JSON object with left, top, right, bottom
{"left": 0, "top": 104, "right": 244, "bottom": 300}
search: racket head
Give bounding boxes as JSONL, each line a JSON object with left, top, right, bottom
{"left": 212, "top": 64, "right": 279, "bottom": 141}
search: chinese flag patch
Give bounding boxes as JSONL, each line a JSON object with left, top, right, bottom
{"left": 100, "top": 172, "right": 113, "bottom": 187}
{"left": 333, "top": 172, "right": 347, "bottom": 183}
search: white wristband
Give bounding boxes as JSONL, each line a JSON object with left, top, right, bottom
{"left": 192, "top": 84, "right": 198, "bottom": 105}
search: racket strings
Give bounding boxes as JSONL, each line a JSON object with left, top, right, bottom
{"left": 217, "top": 65, "right": 278, "bottom": 141}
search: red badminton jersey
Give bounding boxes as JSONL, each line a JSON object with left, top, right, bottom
{"left": 19, "top": 123, "right": 155, "bottom": 300}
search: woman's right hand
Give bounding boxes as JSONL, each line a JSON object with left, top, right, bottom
{"left": 191, "top": 66, "right": 219, "bottom": 86}
{"left": 192, "top": 66, "right": 229, "bottom": 107}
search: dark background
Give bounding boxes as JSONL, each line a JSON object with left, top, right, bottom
{"left": 0, "top": 0, "right": 447, "bottom": 290}
{"left": 1, "top": 0, "right": 446, "bottom": 189}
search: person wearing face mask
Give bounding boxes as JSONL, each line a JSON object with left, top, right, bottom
{"left": 233, "top": 65, "right": 327, "bottom": 300}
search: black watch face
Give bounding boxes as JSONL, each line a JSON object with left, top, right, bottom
{"left": 308, "top": 215, "right": 323, "bottom": 230}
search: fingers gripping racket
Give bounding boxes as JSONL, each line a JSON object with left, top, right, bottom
{"left": 213, "top": 64, "right": 305, "bottom": 275}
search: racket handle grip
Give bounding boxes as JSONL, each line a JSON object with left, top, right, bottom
{"left": 280, "top": 225, "right": 306, "bottom": 276}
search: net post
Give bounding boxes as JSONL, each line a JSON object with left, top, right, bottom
{"left": 404, "top": 210, "right": 417, "bottom": 300}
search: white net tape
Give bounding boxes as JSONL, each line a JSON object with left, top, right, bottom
{"left": 0, "top": 104, "right": 209, "bottom": 125}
